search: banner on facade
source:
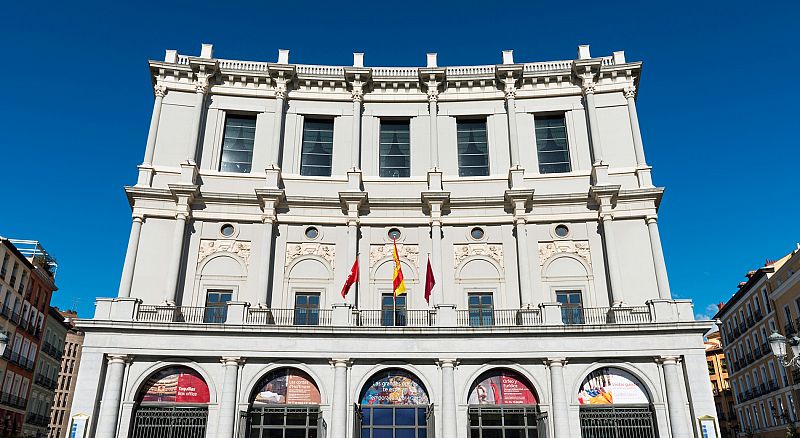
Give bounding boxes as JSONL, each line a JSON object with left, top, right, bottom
{"left": 253, "top": 369, "right": 321, "bottom": 405}
{"left": 577, "top": 367, "right": 649, "bottom": 405}
{"left": 468, "top": 370, "right": 537, "bottom": 405}
{"left": 360, "top": 371, "right": 429, "bottom": 405}
{"left": 141, "top": 367, "right": 210, "bottom": 404}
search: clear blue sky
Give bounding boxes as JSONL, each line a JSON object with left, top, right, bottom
{"left": 1, "top": 1, "right": 796, "bottom": 319}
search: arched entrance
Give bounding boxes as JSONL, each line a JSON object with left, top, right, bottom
{"left": 243, "top": 368, "right": 323, "bottom": 438}
{"left": 130, "top": 366, "right": 210, "bottom": 438}
{"left": 467, "top": 369, "right": 545, "bottom": 437}
{"left": 356, "top": 369, "right": 433, "bottom": 438}
{"left": 577, "top": 367, "right": 657, "bottom": 438}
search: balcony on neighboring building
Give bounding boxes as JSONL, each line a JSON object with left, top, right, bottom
{"left": 24, "top": 412, "right": 49, "bottom": 428}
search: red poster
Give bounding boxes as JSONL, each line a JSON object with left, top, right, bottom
{"left": 141, "top": 368, "right": 210, "bottom": 404}
{"left": 468, "top": 371, "right": 537, "bottom": 405}
{"left": 254, "top": 369, "right": 321, "bottom": 405}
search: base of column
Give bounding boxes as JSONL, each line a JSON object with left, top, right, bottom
{"left": 636, "top": 166, "right": 653, "bottom": 187}
{"left": 591, "top": 162, "right": 609, "bottom": 186}
{"left": 427, "top": 169, "right": 443, "bottom": 191}
{"left": 508, "top": 167, "right": 525, "bottom": 189}
{"left": 136, "top": 165, "right": 155, "bottom": 187}
{"left": 180, "top": 161, "right": 199, "bottom": 184}
{"left": 347, "top": 169, "right": 363, "bottom": 190}
{"left": 265, "top": 166, "right": 283, "bottom": 188}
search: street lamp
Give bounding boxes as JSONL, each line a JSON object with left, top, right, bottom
{"left": 769, "top": 331, "right": 800, "bottom": 368}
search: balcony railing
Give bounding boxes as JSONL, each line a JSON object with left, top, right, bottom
{"left": 246, "top": 308, "right": 333, "bottom": 326}
{"left": 41, "top": 342, "right": 63, "bottom": 361}
{"left": 357, "top": 310, "right": 435, "bottom": 327}
{"left": 25, "top": 412, "right": 49, "bottom": 427}
{"left": 455, "top": 309, "right": 542, "bottom": 327}
{"left": 34, "top": 374, "right": 57, "bottom": 391}
{"left": 137, "top": 305, "right": 229, "bottom": 324}
{"left": 0, "top": 392, "right": 26, "bottom": 410}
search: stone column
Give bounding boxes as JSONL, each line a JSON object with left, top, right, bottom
{"left": 270, "top": 84, "right": 287, "bottom": 167}
{"left": 351, "top": 87, "right": 363, "bottom": 170}
{"left": 505, "top": 87, "right": 521, "bottom": 168}
{"left": 646, "top": 216, "right": 671, "bottom": 299}
{"left": 600, "top": 213, "right": 624, "bottom": 305}
{"left": 547, "top": 358, "right": 570, "bottom": 438}
{"left": 582, "top": 82, "right": 604, "bottom": 165}
{"left": 624, "top": 86, "right": 647, "bottom": 168}
{"left": 117, "top": 216, "right": 144, "bottom": 298}
{"left": 515, "top": 217, "right": 534, "bottom": 306}
{"left": 257, "top": 218, "right": 275, "bottom": 305}
{"left": 329, "top": 359, "right": 350, "bottom": 438}
{"left": 142, "top": 85, "right": 166, "bottom": 167}
{"left": 661, "top": 356, "right": 691, "bottom": 438}
{"left": 427, "top": 89, "right": 440, "bottom": 169}
{"left": 164, "top": 212, "right": 188, "bottom": 304}
{"left": 95, "top": 355, "right": 130, "bottom": 438}
{"left": 431, "top": 219, "right": 442, "bottom": 305}
{"left": 186, "top": 77, "right": 210, "bottom": 163}
{"left": 217, "top": 357, "right": 243, "bottom": 438}
{"left": 438, "top": 359, "right": 458, "bottom": 438}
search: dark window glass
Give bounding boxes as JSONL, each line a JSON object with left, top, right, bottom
{"left": 468, "top": 293, "right": 494, "bottom": 327}
{"left": 301, "top": 119, "right": 334, "bottom": 176}
{"left": 457, "top": 120, "right": 489, "bottom": 177}
{"left": 221, "top": 115, "right": 256, "bottom": 173}
{"left": 380, "top": 121, "right": 411, "bottom": 177}
{"left": 535, "top": 115, "right": 571, "bottom": 174}
{"left": 294, "top": 293, "right": 320, "bottom": 325}
{"left": 205, "top": 290, "right": 232, "bottom": 323}
{"left": 381, "top": 294, "right": 407, "bottom": 327}
{"left": 556, "top": 290, "right": 583, "bottom": 324}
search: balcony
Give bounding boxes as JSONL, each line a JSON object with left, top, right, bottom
{"left": 0, "top": 392, "right": 26, "bottom": 410}
{"left": 34, "top": 374, "right": 57, "bottom": 391}
{"left": 0, "top": 306, "right": 9, "bottom": 320}
{"left": 41, "top": 342, "right": 63, "bottom": 361}
{"left": 754, "top": 310, "right": 764, "bottom": 321}
{"left": 25, "top": 412, "right": 49, "bottom": 427}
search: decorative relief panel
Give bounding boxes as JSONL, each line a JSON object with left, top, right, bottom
{"left": 369, "top": 244, "right": 419, "bottom": 268}
{"left": 285, "top": 243, "right": 336, "bottom": 268}
{"left": 538, "top": 240, "right": 591, "bottom": 266}
{"left": 198, "top": 240, "right": 252, "bottom": 266}
{"left": 453, "top": 243, "right": 504, "bottom": 269}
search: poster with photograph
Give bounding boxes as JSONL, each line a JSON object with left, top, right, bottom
{"left": 141, "top": 368, "right": 210, "bottom": 404}
{"left": 577, "top": 367, "right": 649, "bottom": 405}
{"left": 360, "top": 372, "right": 430, "bottom": 405}
{"left": 253, "top": 369, "right": 321, "bottom": 405}
{"left": 468, "top": 371, "right": 537, "bottom": 405}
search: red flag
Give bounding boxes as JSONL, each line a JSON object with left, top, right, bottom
{"left": 341, "top": 258, "right": 359, "bottom": 298}
{"left": 424, "top": 256, "right": 435, "bottom": 304}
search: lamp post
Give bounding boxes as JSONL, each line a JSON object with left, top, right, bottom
{"left": 768, "top": 331, "right": 800, "bottom": 368}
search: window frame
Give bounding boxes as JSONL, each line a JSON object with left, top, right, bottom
{"left": 203, "top": 289, "right": 233, "bottom": 323}
{"left": 219, "top": 113, "right": 257, "bottom": 174}
{"left": 456, "top": 118, "right": 490, "bottom": 177}
{"left": 294, "top": 292, "right": 321, "bottom": 326}
{"left": 300, "top": 117, "right": 335, "bottom": 177}
{"left": 378, "top": 119, "right": 411, "bottom": 178}
{"left": 533, "top": 113, "right": 572, "bottom": 174}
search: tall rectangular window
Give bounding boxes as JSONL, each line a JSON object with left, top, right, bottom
{"left": 535, "top": 114, "right": 571, "bottom": 173}
{"left": 456, "top": 120, "right": 489, "bottom": 177}
{"left": 204, "top": 290, "right": 232, "bottom": 323}
{"left": 467, "top": 293, "right": 494, "bottom": 327}
{"left": 220, "top": 115, "right": 256, "bottom": 173}
{"left": 294, "top": 293, "right": 320, "bottom": 326}
{"left": 379, "top": 120, "right": 411, "bottom": 177}
{"left": 556, "top": 290, "right": 583, "bottom": 324}
{"left": 381, "top": 293, "right": 407, "bottom": 327}
{"left": 301, "top": 119, "right": 334, "bottom": 176}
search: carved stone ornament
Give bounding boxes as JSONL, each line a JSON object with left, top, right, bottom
{"left": 538, "top": 240, "right": 591, "bottom": 266}
{"left": 370, "top": 244, "right": 419, "bottom": 268}
{"left": 198, "top": 239, "right": 252, "bottom": 266}
{"left": 624, "top": 85, "right": 636, "bottom": 99}
{"left": 453, "top": 243, "right": 504, "bottom": 269}
{"left": 285, "top": 243, "right": 336, "bottom": 268}
{"left": 154, "top": 85, "right": 167, "bottom": 98}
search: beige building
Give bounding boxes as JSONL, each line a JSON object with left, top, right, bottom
{"left": 768, "top": 245, "right": 800, "bottom": 428}
{"left": 706, "top": 328, "right": 738, "bottom": 437}
{"left": 48, "top": 309, "right": 83, "bottom": 438}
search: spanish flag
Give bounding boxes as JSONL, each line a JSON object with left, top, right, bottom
{"left": 392, "top": 239, "right": 406, "bottom": 297}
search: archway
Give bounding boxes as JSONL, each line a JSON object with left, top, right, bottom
{"left": 130, "top": 366, "right": 210, "bottom": 438}
{"left": 577, "top": 367, "right": 657, "bottom": 438}
{"left": 467, "top": 368, "right": 545, "bottom": 437}
{"left": 244, "top": 367, "right": 323, "bottom": 438}
{"left": 356, "top": 368, "right": 432, "bottom": 438}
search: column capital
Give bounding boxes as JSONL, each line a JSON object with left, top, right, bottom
{"left": 275, "top": 84, "right": 287, "bottom": 100}
{"left": 545, "top": 358, "right": 567, "bottom": 367}
{"left": 645, "top": 215, "right": 658, "bottom": 225}
{"left": 504, "top": 86, "right": 516, "bottom": 100}
{"left": 154, "top": 84, "right": 167, "bottom": 98}
{"left": 581, "top": 80, "right": 596, "bottom": 95}
{"left": 436, "top": 359, "right": 459, "bottom": 368}
{"left": 330, "top": 358, "right": 352, "bottom": 368}
{"left": 107, "top": 354, "right": 133, "bottom": 365}
{"left": 657, "top": 355, "right": 682, "bottom": 365}
{"left": 427, "top": 88, "right": 439, "bottom": 103}
{"left": 131, "top": 215, "right": 144, "bottom": 224}
{"left": 624, "top": 85, "right": 637, "bottom": 99}
{"left": 351, "top": 87, "right": 364, "bottom": 103}
{"left": 195, "top": 75, "right": 211, "bottom": 94}
{"left": 221, "top": 356, "right": 245, "bottom": 367}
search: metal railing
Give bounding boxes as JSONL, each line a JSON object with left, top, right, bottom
{"left": 0, "top": 392, "right": 26, "bottom": 410}
{"left": 246, "top": 308, "right": 333, "bottom": 326}
{"left": 25, "top": 412, "right": 49, "bottom": 427}
{"left": 456, "top": 309, "right": 543, "bottom": 327}
{"left": 136, "top": 305, "right": 228, "bottom": 324}
{"left": 562, "top": 306, "right": 652, "bottom": 325}
{"left": 356, "top": 310, "right": 434, "bottom": 327}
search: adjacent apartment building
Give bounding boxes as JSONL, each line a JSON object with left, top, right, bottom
{"left": 705, "top": 328, "right": 738, "bottom": 437}
{"left": 716, "top": 248, "right": 800, "bottom": 437}
{"left": 25, "top": 308, "right": 69, "bottom": 437}
{"left": 0, "top": 238, "right": 59, "bottom": 437}
{"left": 48, "top": 309, "right": 83, "bottom": 438}
{"left": 70, "top": 44, "right": 716, "bottom": 438}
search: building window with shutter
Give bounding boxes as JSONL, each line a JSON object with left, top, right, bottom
{"left": 220, "top": 115, "right": 256, "bottom": 173}
{"left": 301, "top": 119, "right": 334, "bottom": 176}
{"left": 379, "top": 120, "right": 410, "bottom": 177}
{"left": 457, "top": 119, "right": 489, "bottom": 177}
{"left": 535, "top": 114, "right": 571, "bottom": 173}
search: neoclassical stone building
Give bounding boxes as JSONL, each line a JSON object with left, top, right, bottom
{"left": 70, "top": 44, "right": 715, "bottom": 438}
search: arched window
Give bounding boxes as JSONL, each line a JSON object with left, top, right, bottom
{"left": 130, "top": 366, "right": 210, "bottom": 438}
{"left": 577, "top": 367, "right": 657, "bottom": 438}
{"left": 244, "top": 368, "right": 322, "bottom": 438}
{"left": 356, "top": 369, "right": 432, "bottom": 438}
{"left": 467, "top": 368, "right": 545, "bottom": 437}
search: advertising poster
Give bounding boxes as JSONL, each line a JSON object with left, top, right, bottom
{"left": 360, "top": 372, "right": 430, "bottom": 405}
{"left": 254, "top": 369, "right": 321, "bottom": 405}
{"left": 577, "top": 367, "right": 649, "bottom": 405}
{"left": 141, "top": 368, "right": 210, "bottom": 404}
{"left": 468, "top": 371, "right": 537, "bottom": 405}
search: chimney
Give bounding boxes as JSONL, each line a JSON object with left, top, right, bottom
{"left": 200, "top": 43, "right": 214, "bottom": 59}
{"left": 426, "top": 53, "right": 438, "bottom": 68}
{"left": 502, "top": 50, "right": 514, "bottom": 65}
{"left": 277, "top": 49, "right": 290, "bottom": 64}
{"left": 164, "top": 49, "right": 178, "bottom": 63}
{"left": 353, "top": 52, "right": 364, "bottom": 68}
{"left": 578, "top": 45, "right": 591, "bottom": 60}
{"left": 612, "top": 51, "right": 626, "bottom": 64}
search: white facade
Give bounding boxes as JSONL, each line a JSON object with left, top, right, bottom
{"left": 71, "top": 44, "right": 715, "bottom": 438}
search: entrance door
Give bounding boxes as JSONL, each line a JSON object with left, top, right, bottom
{"left": 578, "top": 406, "right": 656, "bottom": 438}
{"left": 131, "top": 406, "right": 208, "bottom": 438}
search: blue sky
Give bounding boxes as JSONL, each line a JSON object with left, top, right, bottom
{"left": 0, "top": 1, "right": 797, "bottom": 319}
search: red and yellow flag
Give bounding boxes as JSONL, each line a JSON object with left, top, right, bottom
{"left": 392, "top": 239, "right": 406, "bottom": 297}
